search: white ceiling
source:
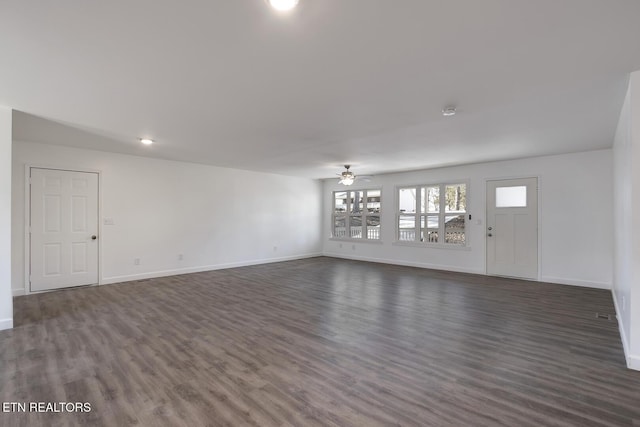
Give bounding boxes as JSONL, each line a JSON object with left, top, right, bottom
{"left": 2, "top": 0, "right": 640, "bottom": 178}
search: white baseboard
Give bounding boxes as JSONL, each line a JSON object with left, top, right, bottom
{"left": 324, "top": 254, "right": 612, "bottom": 289}
{"left": 12, "top": 289, "right": 25, "bottom": 297}
{"left": 322, "top": 252, "right": 484, "bottom": 275}
{"left": 629, "top": 355, "right": 640, "bottom": 371}
{"left": 0, "top": 318, "right": 13, "bottom": 330}
{"left": 611, "top": 290, "right": 640, "bottom": 371}
{"left": 539, "top": 276, "right": 611, "bottom": 290}
{"left": 612, "top": 290, "right": 631, "bottom": 367}
{"left": 101, "top": 253, "right": 322, "bottom": 285}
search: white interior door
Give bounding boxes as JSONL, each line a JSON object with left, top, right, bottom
{"left": 486, "top": 177, "right": 538, "bottom": 280}
{"left": 30, "top": 168, "right": 99, "bottom": 292}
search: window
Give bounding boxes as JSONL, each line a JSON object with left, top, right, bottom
{"left": 333, "top": 189, "right": 381, "bottom": 240}
{"left": 495, "top": 186, "right": 527, "bottom": 207}
{"left": 397, "top": 183, "right": 467, "bottom": 246}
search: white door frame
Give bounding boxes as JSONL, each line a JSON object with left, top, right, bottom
{"left": 24, "top": 164, "right": 103, "bottom": 295}
{"left": 484, "top": 175, "right": 542, "bottom": 281}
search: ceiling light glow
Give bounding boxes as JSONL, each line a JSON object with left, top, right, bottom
{"left": 339, "top": 175, "right": 355, "bottom": 186}
{"left": 267, "top": 0, "right": 299, "bottom": 11}
{"left": 140, "top": 138, "right": 154, "bottom": 145}
{"left": 442, "top": 107, "right": 457, "bottom": 117}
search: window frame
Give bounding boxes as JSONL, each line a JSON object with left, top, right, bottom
{"left": 331, "top": 188, "right": 382, "bottom": 242}
{"left": 395, "top": 181, "right": 469, "bottom": 248}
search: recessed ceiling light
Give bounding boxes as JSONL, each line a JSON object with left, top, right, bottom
{"left": 266, "top": 0, "right": 299, "bottom": 12}
{"left": 139, "top": 138, "right": 154, "bottom": 145}
{"left": 442, "top": 107, "right": 457, "bottom": 117}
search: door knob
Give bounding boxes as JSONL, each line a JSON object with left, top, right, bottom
{"left": 487, "top": 233, "right": 493, "bottom": 237}
{"left": 91, "top": 235, "right": 97, "bottom": 240}
{"left": 488, "top": 227, "right": 493, "bottom": 231}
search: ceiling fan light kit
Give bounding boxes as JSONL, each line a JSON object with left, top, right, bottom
{"left": 338, "top": 165, "right": 356, "bottom": 186}
{"left": 442, "top": 106, "right": 457, "bottom": 117}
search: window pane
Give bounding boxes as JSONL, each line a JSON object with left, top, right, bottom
{"left": 333, "top": 216, "right": 347, "bottom": 238}
{"left": 350, "top": 191, "right": 364, "bottom": 214}
{"left": 398, "top": 215, "right": 416, "bottom": 241}
{"left": 445, "top": 214, "right": 465, "bottom": 245}
{"left": 349, "top": 216, "right": 363, "bottom": 239}
{"left": 421, "top": 186, "right": 440, "bottom": 213}
{"left": 366, "top": 190, "right": 381, "bottom": 213}
{"left": 334, "top": 192, "right": 347, "bottom": 214}
{"left": 399, "top": 188, "right": 416, "bottom": 213}
{"left": 367, "top": 215, "right": 381, "bottom": 240}
{"left": 420, "top": 215, "right": 439, "bottom": 243}
{"left": 445, "top": 184, "right": 466, "bottom": 213}
{"left": 333, "top": 188, "right": 381, "bottom": 241}
{"left": 496, "top": 186, "right": 527, "bottom": 208}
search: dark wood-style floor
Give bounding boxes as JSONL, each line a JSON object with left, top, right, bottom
{"left": 1, "top": 257, "right": 639, "bottom": 426}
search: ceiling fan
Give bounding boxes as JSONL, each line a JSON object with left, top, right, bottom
{"left": 337, "top": 165, "right": 373, "bottom": 186}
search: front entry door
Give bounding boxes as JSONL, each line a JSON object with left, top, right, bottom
{"left": 486, "top": 177, "right": 538, "bottom": 280}
{"left": 30, "top": 168, "right": 99, "bottom": 292}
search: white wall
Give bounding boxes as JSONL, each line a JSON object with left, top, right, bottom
{"left": 632, "top": 73, "right": 640, "bottom": 368}
{"left": 323, "top": 149, "right": 613, "bottom": 289}
{"left": 632, "top": 72, "right": 640, "bottom": 367}
{"left": 0, "top": 108, "right": 12, "bottom": 330}
{"left": 12, "top": 141, "right": 323, "bottom": 294}
{"left": 613, "top": 80, "right": 633, "bottom": 365}
{"left": 613, "top": 70, "right": 640, "bottom": 370}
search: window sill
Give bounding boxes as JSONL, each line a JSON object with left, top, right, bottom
{"left": 392, "top": 241, "right": 472, "bottom": 251}
{"left": 329, "top": 238, "right": 384, "bottom": 245}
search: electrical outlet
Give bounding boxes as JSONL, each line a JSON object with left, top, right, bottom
{"left": 273, "top": 246, "right": 277, "bottom": 252}
{"left": 352, "top": 244, "right": 356, "bottom": 250}
{"left": 134, "top": 258, "right": 140, "bottom": 265}
{"left": 339, "top": 243, "right": 343, "bottom": 248}
{"left": 178, "top": 254, "right": 183, "bottom": 261}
